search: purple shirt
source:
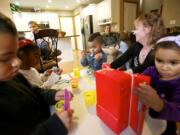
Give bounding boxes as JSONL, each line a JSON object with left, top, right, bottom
{"left": 143, "top": 66, "right": 180, "bottom": 134}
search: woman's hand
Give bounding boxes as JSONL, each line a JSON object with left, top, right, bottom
{"left": 135, "top": 83, "right": 164, "bottom": 112}
{"left": 56, "top": 109, "right": 74, "bottom": 130}
{"left": 124, "top": 69, "right": 133, "bottom": 74}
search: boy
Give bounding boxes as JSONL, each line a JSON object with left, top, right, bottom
{"left": 81, "top": 32, "right": 107, "bottom": 71}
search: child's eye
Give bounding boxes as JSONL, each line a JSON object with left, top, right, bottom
{"left": 170, "top": 61, "right": 178, "bottom": 65}
{"left": 155, "top": 58, "right": 162, "bottom": 63}
{"left": 0, "top": 58, "right": 10, "bottom": 62}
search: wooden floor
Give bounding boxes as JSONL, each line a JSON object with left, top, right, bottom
{"left": 58, "top": 50, "right": 83, "bottom": 74}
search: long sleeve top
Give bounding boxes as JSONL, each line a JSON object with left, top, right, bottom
{"left": 81, "top": 51, "right": 107, "bottom": 71}
{"left": 143, "top": 66, "right": 180, "bottom": 135}
{"left": 102, "top": 32, "right": 120, "bottom": 46}
{"left": 0, "top": 74, "right": 67, "bottom": 135}
{"left": 110, "top": 42, "right": 155, "bottom": 73}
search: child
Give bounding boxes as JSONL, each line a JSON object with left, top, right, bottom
{"left": 136, "top": 34, "right": 180, "bottom": 135}
{"left": 18, "top": 39, "right": 62, "bottom": 88}
{"left": 111, "top": 12, "right": 165, "bottom": 73}
{"left": 81, "top": 32, "right": 107, "bottom": 71}
{"left": 26, "top": 21, "right": 50, "bottom": 60}
{"left": 0, "top": 13, "right": 73, "bottom": 135}
{"left": 26, "top": 21, "right": 61, "bottom": 60}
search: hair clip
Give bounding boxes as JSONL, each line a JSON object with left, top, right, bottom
{"left": 157, "top": 34, "right": 180, "bottom": 47}
{"left": 18, "top": 39, "right": 34, "bottom": 48}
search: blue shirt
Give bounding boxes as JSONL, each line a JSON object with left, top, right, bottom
{"left": 81, "top": 51, "right": 107, "bottom": 71}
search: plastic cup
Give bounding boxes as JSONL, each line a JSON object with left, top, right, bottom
{"left": 73, "top": 68, "right": 80, "bottom": 78}
{"left": 55, "top": 100, "right": 64, "bottom": 112}
{"left": 70, "top": 77, "right": 79, "bottom": 89}
{"left": 83, "top": 91, "right": 96, "bottom": 107}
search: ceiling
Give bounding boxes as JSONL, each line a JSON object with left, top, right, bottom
{"left": 12, "top": 0, "right": 102, "bottom": 11}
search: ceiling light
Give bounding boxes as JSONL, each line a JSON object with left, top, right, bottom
{"left": 65, "top": 6, "right": 69, "bottom": 9}
{"left": 76, "top": 0, "right": 80, "bottom": 3}
{"left": 15, "top": 1, "right": 20, "bottom": 5}
{"left": 48, "top": 0, "right": 52, "bottom": 3}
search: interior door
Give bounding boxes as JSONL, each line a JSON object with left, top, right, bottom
{"left": 124, "top": 2, "right": 137, "bottom": 32}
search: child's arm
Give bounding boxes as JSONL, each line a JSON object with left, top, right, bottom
{"left": 80, "top": 51, "right": 89, "bottom": 67}
{"left": 136, "top": 83, "right": 164, "bottom": 112}
{"left": 30, "top": 110, "right": 73, "bottom": 135}
{"left": 136, "top": 83, "right": 180, "bottom": 121}
{"left": 93, "top": 53, "right": 107, "bottom": 70}
{"left": 32, "top": 86, "right": 58, "bottom": 105}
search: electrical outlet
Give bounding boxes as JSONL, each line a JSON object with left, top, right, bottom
{"left": 170, "top": 20, "right": 176, "bottom": 25}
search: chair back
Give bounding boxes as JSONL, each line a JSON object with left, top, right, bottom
{"left": 33, "top": 29, "right": 59, "bottom": 72}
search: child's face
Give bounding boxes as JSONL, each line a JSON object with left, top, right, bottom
{"left": 88, "top": 40, "right": 101, "bottom": 55}
{"left": 26, "top": 50, "right": 40, "bottom": 67}
{"left": 28, "top": 23, "right": 38, "bottom": 33}
{"left": 155, "top": 48, "right": 180, "bottom": 80}
{"left": 0, "top": 33, "right": 21, "bottom": 81}
{"left": 133, "top": 21, "right": 151, "bottom": 44}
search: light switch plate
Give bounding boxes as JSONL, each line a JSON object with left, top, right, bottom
{"left": 170, "top": 20, "right": 176, "bottom": 25}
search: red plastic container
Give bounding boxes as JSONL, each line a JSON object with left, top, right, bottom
{"left": 95, "top": 69, "right": 150, "bottom": 134}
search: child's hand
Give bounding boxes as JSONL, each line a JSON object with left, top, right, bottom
{"left": 56, "top": 109, "right": 74, "bottom": 130}
{"left": 135, "top": 83, "right": 164, "bottom": 112}
{"left": 81, "top": 50, "right": 87, "bottom": 58}
{"left": 114, "top": 44, "right": 120, "bottom": 50}
{"left": 44, "top": 69, "right": 53, "bottom": 76}
{"left": 44, "top": 68, "right": 62, "bottom": 76}
{"left": 94, "top": 53, "right": 103, "bottom": 60}
{"left": 53, "top": 68, "right": 62, "bottom": 75}
{"left": 55, "top": 90, "right": 73, "bottom": 101}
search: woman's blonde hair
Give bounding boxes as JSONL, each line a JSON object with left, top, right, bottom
{"left": 134, "top": 12, "right": 165, "bottom": 45}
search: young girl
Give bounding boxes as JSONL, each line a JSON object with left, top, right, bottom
{"left": 136, "top": 34, "right": 180, "bottom": 135}
{"left": 18, "top": 39, "right": 62, "bottom": 88}
{"left": 111, "top": 12, "right": 165, "bottom": 73}
{"left": 0, "top": 13, "right": 73, "bottom": 135}
{"left": 81, "top": 32, "right": 107, "bottom": 71}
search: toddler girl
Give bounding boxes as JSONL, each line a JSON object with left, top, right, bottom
{"left": 136, "top": 34, "right": 180, "bottom": 135}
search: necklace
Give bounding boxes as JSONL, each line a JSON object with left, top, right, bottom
{"left": 139, "top": 47, "right": 151, "bottom": 64}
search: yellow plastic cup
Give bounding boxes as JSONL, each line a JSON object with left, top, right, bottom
{"left": 73, "top": 68, "right": 80, "bottom": 78}
{"left": 55, "top": 100, "right": 64, "bottom": 112}
{"left": 83, "top": 90, "right": 96, "bottom": 107}
{"left": 70, "top": 77, "right": 79, "bottom": 89}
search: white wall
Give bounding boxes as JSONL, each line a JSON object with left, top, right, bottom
{"left": 75, "top": 15, "right": 83, "bottom": 50}
{"left": 13, "top": 12, "right": 60, "bottom": 31}
{"left": 0, "top": 0, "right": 13, "bottom": 19}
{"left": 142, "top": 0, "right": 163, "bottom": 13}
{"left": 162, "top": 0, "right": 180, "bottom": 27}
{"left": 81, "top": 4, "right": 100, "bottom": 32}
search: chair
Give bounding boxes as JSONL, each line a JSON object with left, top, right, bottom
{"left": 33, "top": 29, "right": 60, "bottom": 72}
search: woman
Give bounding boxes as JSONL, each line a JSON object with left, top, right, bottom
{"left": 110, "top": 12, "right": 165, "bottom": 73}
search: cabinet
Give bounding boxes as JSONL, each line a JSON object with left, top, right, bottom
{"left": 97, "top": 0, "right": 120, "bottom": 25}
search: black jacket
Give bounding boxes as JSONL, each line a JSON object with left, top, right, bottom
{"left": 0, "top": 74, "right": 67, "bottom": 135}
{"left": 110, "top": 42, "right": 155, "bottom": 73}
